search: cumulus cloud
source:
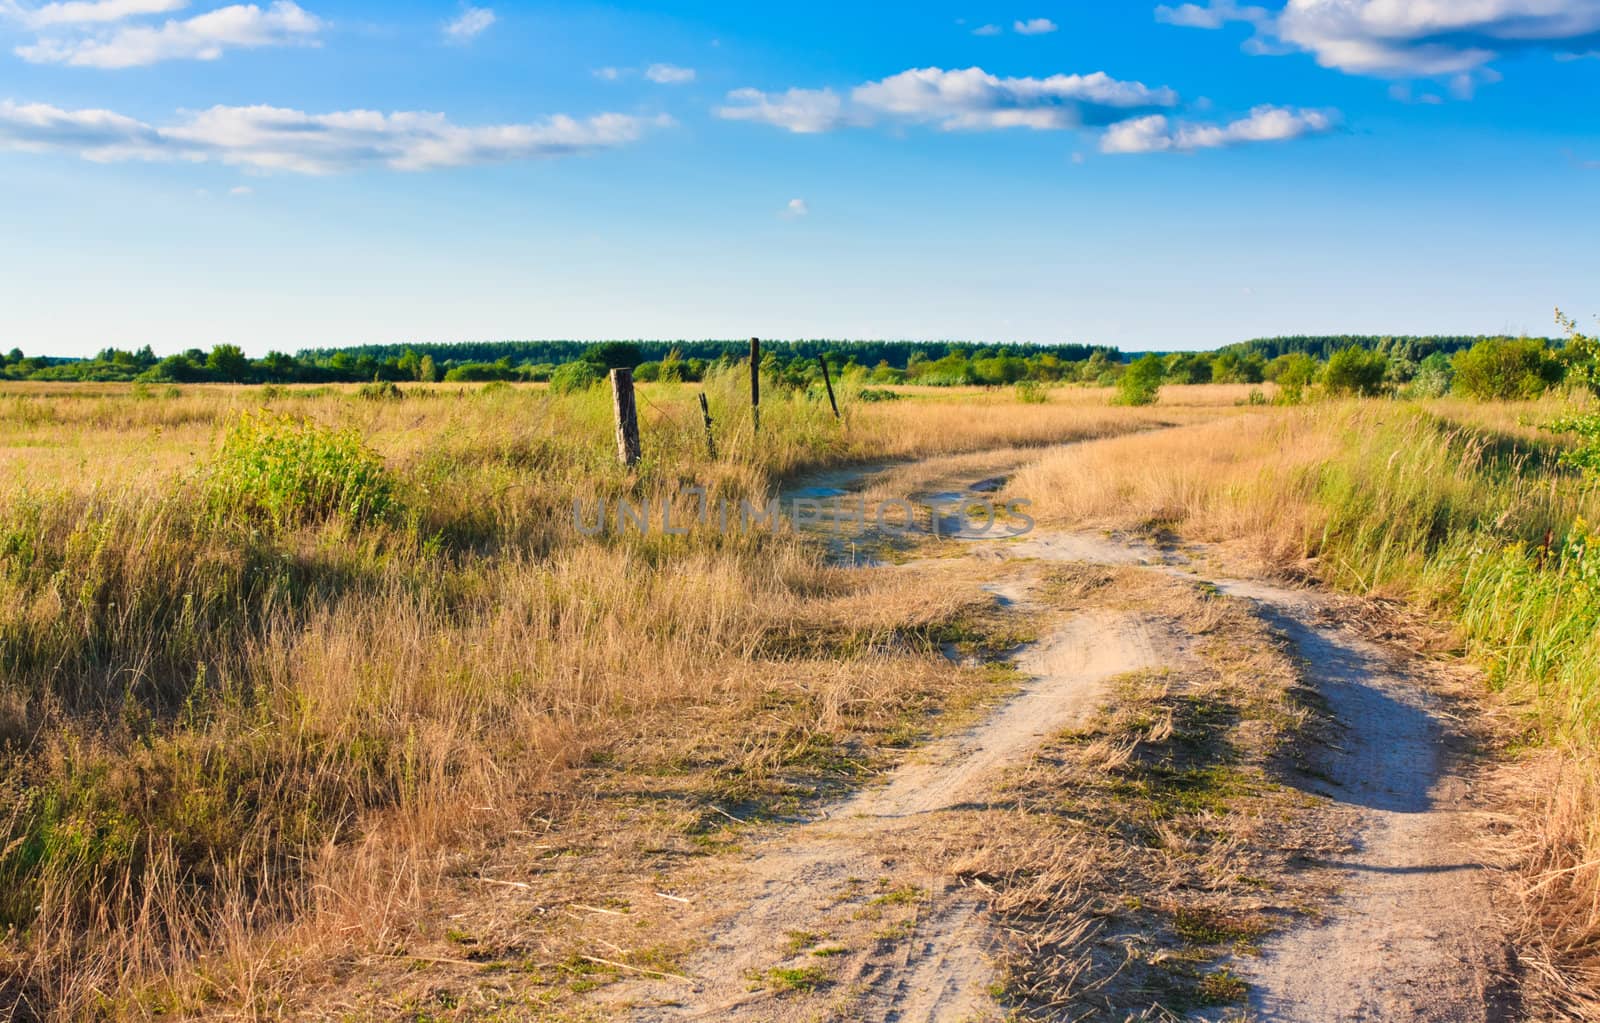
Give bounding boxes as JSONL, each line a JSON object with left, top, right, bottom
{"left": 15, "top": 0, "right": 321, "bottom": 67}
{"left": 719, "top": 68, "right": 1175, "bottom": 134}
{"left": 1158, "top": 0, "right": 1600, "bottom": 77}
{"left": 644, "top": 62, "right": 694, "bottom": 84}
{"left": 717, "top": 86, "right": 846, "bottom": 133}
{"left": 1013, "top": 17, "right": 1057, "bottom": 34}
{"left": 2, "top": 0, "right": 187, "bottom": 27}
{"left": 780, "top": 197, "right": 807, "bottom": 218}
{"left": 443, "top": 5, "right": 493, "bottom": 42}
{"left": 0, "top": 98, "right": 662, "bottom": 172}
{"left": 850, "top": 67, "right": 1178, "bottom": 130}
{"left": 1100, "top": 104, "right": 1337, "bottom": 153}
{"left": 971, "top": 23, "right": 1002, "bottom": 36}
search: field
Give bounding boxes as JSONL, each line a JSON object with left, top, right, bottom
{"left": 2, "top": 375, "right": 1598, "bottom": 1020}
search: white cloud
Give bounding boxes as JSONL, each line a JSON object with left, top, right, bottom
{"left": 592, "top": 66, "right": 623, "bottom": 80}
{"left": 1100, "top": 104, "right": 1338, "bottom": 153}
{"left": 851, "top": 67, "right": 1178, "bottom": 130}
{"left": 0, "top": 98, "right": 165, "bottom": 160}
{"left": 3, "top": 0, "right": 187, "bottom": 28}
{"left": 717, "top": 86, "right": 845, "bottom": 133}
{"left": 15, "top": 0, "right": 321, "bottom": 68}
{"left": 443, "top": 5, "right": 493, "bottom": 42}
{"left": 1013, "top": 17, "right": 1057, "bottom": 34}
{"left": 971, "top": 23, "right": 1002, "bottom": 36}
{"left": 1160, "top": 0, "right": 1600, "bottom": 78}
{"left": 644, "top": 62, "right": 694, "bottom": 84}
{"left": 720, "top": 68, "right": 1176, "bottom": 134}
{"left": 1154, "top": 0, "right": 1267, "bottom": 30}
{"left": 780, "top": 197, "right": 807, "bottom": 218}
{"left": 0, "top": 98, "right": 663, "bottom": 172}
{"left": 228, "top": 183, "right": 251, "bottom": 194}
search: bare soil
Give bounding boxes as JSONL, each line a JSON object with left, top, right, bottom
{"left": 599, "top": 456, "right": 1520, "bottom": 1022}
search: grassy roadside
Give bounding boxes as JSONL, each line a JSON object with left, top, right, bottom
{"left": 1012, "top": 395, "right": 1600, "bottom": 1014}
{"left": 0, "top": 377, "right": 1225, "bottom": 1020}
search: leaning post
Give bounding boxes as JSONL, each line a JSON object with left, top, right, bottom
{"left": 817, "top": 354, "right": 840, "bottom": 419}
{"left": 698, "top": 391, "right": 717, "bottom": 458}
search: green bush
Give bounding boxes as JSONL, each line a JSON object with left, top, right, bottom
{"left": 550, "top": 361, "right": 602, "bottom": 395}
{"left": 1015, "top": 380, "right": 1049, "bottom": 404}
{"left": 1114, "top": 355, "right": 1164, "bottom": 407}
{"left": 1322, "top": 347, "right": 1389, "bottom": 396}
{"left": 1451, "top": 337, "right": 1562, "bottom": 401}
{"left": 1548, "top": 412, "right": 1600, "bottom": 479}
{"left": 355, "top": 380, "right": 404, "bottom": 401}
{"left": 1408, "top": 352, "right": 1454, "bottom": 399}
{"left": 206, "top": 412, "right": 399, "bottom": 530}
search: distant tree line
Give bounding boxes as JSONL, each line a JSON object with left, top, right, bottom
{"left": 0, "top": 329, "right": 1591, "bottom": 403}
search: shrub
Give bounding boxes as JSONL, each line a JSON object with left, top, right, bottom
{"left": 1015, "top": 380, "right": 1049, "bottom": 404}
{"left": 855, "top": 388, "right": 901, "bottom": 402}
{"left": 1547, "top": 412, "right": 1600, "bottom": 479}
{"left": 1409, "top": 352, "right": 1454, "bottom": 399}
{"left": 1115, "top": 355, "right": 1164, "bottom": 407}
{"left": 355, "top": 380, "right": 404, "bottom": 401}
{"left": 1557, "top": 309, "right": 1600, "bottom": 399}
{"left": 550, "top": 361, "right": 602, "bottom": 395}
{"left": 1267, "top": 353, "right": 1319, "bottom": 404}
{"left": 1322, "top": 347, "right": 1389, "bottom": 396}
{"left": 206, "top": 412, "right": 399, "bottom": 529}
{"left": 1451, "top": 337, "right": 1562, "bottom": 401}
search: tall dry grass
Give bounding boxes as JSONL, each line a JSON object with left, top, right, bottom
{"left": 1014, "top": 395, "right": 1600, "bottom": 1012}
{"left": 0, "top": 373, "right": 1230, "bottom": 1019}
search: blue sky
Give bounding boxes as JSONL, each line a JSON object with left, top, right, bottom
{"left": 1, "top": 0, "right": 1597, "bottom": 357}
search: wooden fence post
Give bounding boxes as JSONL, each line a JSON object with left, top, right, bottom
{"left": 698, "top": 392, "right": 717, "bottom": 458}
{"left": 817, "top": 354, "right": 839, "bottom": 419}
{"left": 610, "top": 368, "right": 641, "bottom": 467}
{"left": 749, "top": 337, "right": 761, "bottom": 434}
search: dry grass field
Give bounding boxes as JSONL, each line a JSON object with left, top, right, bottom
{"left": 3, "top": 376, "right": 1598, "bottom": 1020}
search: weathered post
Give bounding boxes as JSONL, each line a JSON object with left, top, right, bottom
{"left": 817, "top": 354, "right": 839, "bottom": 419}
{"left": 610, "top": 367, "right": 641, "bottom": 467}
{"left": 749, "top": 337, "right": 761, "bottom": 434}
{"left": 698, "top": 391, "right": 717, "bottom": 458}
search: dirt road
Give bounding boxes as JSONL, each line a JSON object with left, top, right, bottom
{"left": 606, "top": 455, "right": 1515, "bottom": 1022}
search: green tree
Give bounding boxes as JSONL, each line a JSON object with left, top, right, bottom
{"left": 1322, "top": 347, "right": 1389, "bottom": 397}
{"left": 206, "top": 344, "right": 252, "bottom": 382}
{"left": 584, "top": 342, "right": 643, "bottom": 369}
{"left": 1450, "top": 337, "right": 1562, "bottom": 401}
{"left": 1409, "top": 352, "right": 1454, "bottom": 399}
{"left": 1115, "top": 354, "right": 1164, "bottom": 406}
{"left": 550, "top": 361, "right": 601, "bottom": 394}
{"left": 418, "top": 355, "right": 439, "bottom": 383}
{"left": 1557, "top": 309, "right": 1600, "bottom": 399}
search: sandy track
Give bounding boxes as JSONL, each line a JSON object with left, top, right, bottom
{"left": 610, "top": 446, "right": 1515, "bottom": 1022}
{"left": 620, "top": 602, "right": 1183, "bottom": 1022}
{"left": 1213, "top": 582, "right": 1510, "bottom": 1023}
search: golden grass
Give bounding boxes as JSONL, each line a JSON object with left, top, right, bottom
{"left": 0, "top": 376, "right": 1253, "bottom": 1020}
{"left": 1013, "top": 393, "right": 1600, "bottom": 1014}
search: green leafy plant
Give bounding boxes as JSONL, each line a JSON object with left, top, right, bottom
{"left": 551, "top": 361, "right": 602, "bottom": 395}
{"left": 1547, "top": 412, "right": 1600, "bottom": 479}
{"left": 1114, "top": 354, "right": 1164, "bottom": 407}
{"left": 1015, "top": 379, "right": 1049, "bottom": 404}
{"left": 355, "top": 380, "right": 404, "bottom": 401}
{"left": 206, "top": 412, "right": 399, "bottom": 529}
{"left": 1322, "top": 346, "right": 1389, "bottom": 396}
{"left": 1451, "top": 337, "right": 1562, "bottom": 401}
{"left": 1557, "top": 308, "right": 1600, "bottom": 399}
